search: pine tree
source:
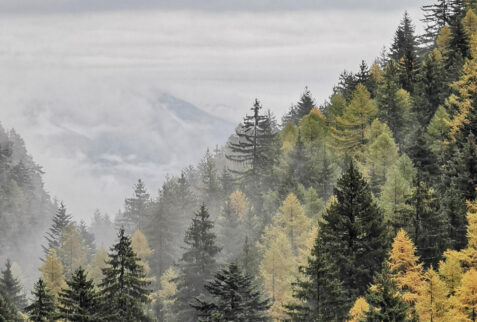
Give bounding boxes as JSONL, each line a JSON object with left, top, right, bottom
{"left": 390, "top": 12, "right": 419, "bottom": 93}
{"left": 78, "top": 220, "right": 96, "bottom": 262}
{"left": 0, "top": 260, "right": 27, "bottom": 310}
{"left": 226, "top": 99, "right": 276, "bottom": 179}
{"left": 173, "top": 205, "right": 221, "bottom": 322}
{"left": 364, "top": 264, "right": 410, "bottom": 321}
{"left": 198, "top": 149, "right": 220, "bottom": 211}
{"left": 25, "top": 279, "right": 56, "bottom": 322}
{"left": 58, "top": 267, "right": 101, "bottom": 321}
{"left": 285, "top": 233, "right": 346, "bottom": 321}
{"left": 0, "top": 293, "right": 21, "bottom": 322}
{"left": 43, "top": 202, "right": 72, "bottom": 255}
{"left": 319, "top": 161, "right": 388, "bottom": 299}
{"left": 99, "top": 228, "right": 151, "bottom": 321}
{"left": 117, "top": 179, "right": 150, "bottom": 234}
{"left": 40, "top": 248, "right": 67, "bottom": 297}
{"left": 282, "top": 87, "right": 316, "bottom": 125}
{"left": 193, "top": 263, "right": 270, "bottom": 321}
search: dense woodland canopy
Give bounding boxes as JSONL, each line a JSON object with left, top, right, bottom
{"left": 2, "top": 0, "right": 477, "bottom": 321}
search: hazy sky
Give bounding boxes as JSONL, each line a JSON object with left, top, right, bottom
{"left": 0, "top": 1, "right": 428, "bottom": 222}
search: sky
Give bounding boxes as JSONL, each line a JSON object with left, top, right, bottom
{"left": 0, "top": 1, "right": 428, "bottom": 222}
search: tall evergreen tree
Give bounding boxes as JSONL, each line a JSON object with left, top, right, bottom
{"left": 0, "top": 293, "right": 21, "bottom": 322}
{"left": 282, "top": 87, "right": 316, "bottom": 125}
{"left": 364, "top": 264, "right": 410, "bottom": 321}
{"left": 173, "top": 204, "right": 221, "bottom": 322}
{"left": 193, "top": 263, "right": 270, "bottom": 321}
{"left": 117, "top": 179, "right": 150, "bottom": 234}
{"left": 43, "top": 202, "right": 72, "bottom": 255}
{"left": 285, "top": 233, "right": 346, "bottom": 321}
{"left": 319, "top": 161, "right": 388, "bottom": 299}
{"left": 0, "top": 260, "right": 26, "bottom": 310}
{"left": 421, "top": 0, "right": 452, "bottom": 47}
{"left": 25, "top": 279, "right": 56, "bottom": 322}
{"left": 77, "top": 220, "right": 96, "bottom": 262}
{"left": 99, "top": 228, "right": 151, "bottom": 321}
{"left": 58, "top": 267, "right": 101, "bottom": 321}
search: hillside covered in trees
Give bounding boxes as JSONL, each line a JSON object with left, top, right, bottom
{"left": 2, "top": 0, "right": 477, "bottom": 321}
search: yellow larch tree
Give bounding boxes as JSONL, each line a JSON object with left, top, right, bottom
{"left": 439, "top": 250, "right": 464, "bottom": 295}
{"left": 387, "top": 229, "right": 423, "bottom": 305}
{"left": 229, "top": 189, "right": 249, "bottom": 222}
{"left": 331, "top": 83, "right": 377, "bottom": 159}
{"left": 86, "top": 247, "right": 108, "bottom": 285}
{"left": 348, "top": 297, "right": 369, "bottom": 322}
{"left": 40, "top": 248, "right": 66, "bottom": 297}
{"left": 416, "top": 268, "right": 450, "bottom": 321}
{"left": 453, "top": 268, "right": 477, "bottom": 321}
{"left": 259, "top": 229, "right": 295, "bottom": 321}
{"left": 57, "top": 223, "right": 87, "bottom": 278}
{"left": 437, "top": 25, "right": 452, "bottom": 58}
{"left": 131, "top": 229, "right": 154, "bottom": 275}
{"left": 156, "top": 267, "right": 178, "bottom": 322}
{"left": 462, "top": 9, "right": 477, "bottom": 41}
{"left": 272, "top": 193, "right": 312, "bottom": 254}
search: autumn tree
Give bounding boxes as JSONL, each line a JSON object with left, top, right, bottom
{"left": 57, "top": 223, "right": 88, "bottom": 277}
{"left": 40, "top": 248, "right": 67, "bottom": 297}
{"left": 415, "top": 268, "right": 450, "bottom": 321}
{"left": 86, "top": 247, "right": 108, "bottom": 285}
{"left": 156, "top": 267, "right": 178, "bottom": 322}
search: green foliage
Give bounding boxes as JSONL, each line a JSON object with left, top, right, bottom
{"left": 0, "top": 260, "right": 26, "bottom": 311}
{"left": 193, "top": 263, "right": 270, "bottom": 321}
{"left": 116, "top": 179, "right": 150, "bottom": 234}
{"left": 43, "top": 202, "right": 72, "bottom": 255}
{"left": 58, "top": 267, "right": 101, "bottom": 321}
{"left": 173, "top": 205, "right": 221, "bottom": 322}
{"left": 99, "top": 228, "right": 151, "bottom": 321}
{"left": 282, "top": 87, "right": 316, "bottom": 125}
{"left": 25, "top": 279, "right": 56, "bottom": 322}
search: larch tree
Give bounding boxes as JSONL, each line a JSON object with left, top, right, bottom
{"left": 348, "top": 297, "right": 369, "bottom": 322}
{"left": 99, "top": 228, "right": 151, "bottom": 321}
{"left": 387, "top": 230, "right": 423, "bottom": 308}
{"left": 439, "top": 251, "right": 464, "bottom": 294}
{"left": 454, "top": 268, "right": 477, "bottom": 321}
{"left": 156, "top": 267, "right": 178, "bottom": 322}
{"left": 172, "top": 205, "right": 221, "bottom": 322}
{"left": 57, "top": 223, "right": 88, "bottom": 278}
{"left": 415, "top": 268, "right": 450, "bottom": 321}
{"left": 331, "top": 83, "right": 377, "bottom": 159}
{"left": 131, "top": 229, "right": 154, "bottom": 275}
{"left": 40, "top": 248, "right": 67, "bottom": 298}
{"left": 86, "top": 247, "right": 108, "bottom": 285}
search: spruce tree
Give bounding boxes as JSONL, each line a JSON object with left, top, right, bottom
{"left": 99, "top": 228, "right": 151, "bottom": 321}
{"left": 364, "top": 264, "right": 410, "bottom": 322}
{"left": 319, "top": 161, "right": 388, "bottom": 299}
{"left": 117, "top": 179, "right": 150, "bottom": 234}
{"left": 193, "top": 263, "right": 270, "bottom": 321}
{"left": 43, "top": 202, "right": 72, "bottom": 255}
{"left": 58, "top": 267, "right": 100, "bottom": 321}
{"left": 282, "top": 87, "right": 316, "bottom": 125}
{"left": 0, "top": 260, "right": 26, "bottom": 310}
{"left": 77, "top": 220, "right": 96, "bottom": 262}
{"left": 173, "top": 204, "right": 221, "bottom": 322}
{"left": 25, "top": 279, "right": 56, "bottom": 322}
{"left": 421, "top": 0, "right": 452, "bottom": 48}
{"left": 285, "top": 234, "right": 346, "bottom": 321}
{"left": 0, "top": 293, "right": 21, "bottom": 322}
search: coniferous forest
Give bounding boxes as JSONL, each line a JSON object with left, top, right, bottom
{"left": 2, "top": 0, "right": 477, "bottom": 321}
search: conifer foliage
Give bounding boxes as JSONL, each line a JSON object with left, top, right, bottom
{"left": 25, "top": 279, "right": 56, "bottom": 322}
{"left": 0, "top": 260, "right": 26, "bottom": 311}
{"left": 193, "top": 262, "right": 270, "bottom": 321}
{"left": 99, "top": 228, "right": 151, "bottom": 321}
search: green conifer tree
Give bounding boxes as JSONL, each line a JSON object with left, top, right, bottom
{"left": 0, "top": 260, "right": 26, "bottom": 310}
{"left": 43, "top": 202, "right": 72, "bottom": 255}
{"left": 193, "top": 263, "right": 270, "bottom": 321}
{"left": 25, "top": 279, "right": 56, "bottom": 322}
{"left": 99, "top": 228, "right": 151, "bottom": 321}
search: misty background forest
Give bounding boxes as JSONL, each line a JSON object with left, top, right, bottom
{"left": 1, "top": 0, "right": 477, "bottom": 321}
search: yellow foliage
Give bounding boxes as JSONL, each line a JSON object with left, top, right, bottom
{"left": 348, "top": 297, "right": 369, "bottom": 322}
{"left": 462, "top": 9, "right": 477, "bottom": 40}
{"left": 439, "top": 251, "right": 464, "bottom": 295}
{"left": 157, "top": 267, "right": 178, "bottom": 322}
{"left": 229, "top": 189, "right": 249, "bottom": 221}
{"left": 416, "top": 268, "right": 450, "bottom": 321}
{"left": 86, "top": 247, "right": 108, "bottom": 285}
{"left": 436, "top": 25, "right": 452, "bottom": 58}
{"left": 272, "top": 193, "right": 312, "bottom": 254}
{"left": 454, "top": 268, "right": 477, "bottom": 321}
{"left": 445, "top": 58, "right": 477, "bottom": 143}
{"left": 388, "top": 229, "right": 423, "bottom": 304}
{"left": 259, "top": 230, "right": 296, "bottom": 320}
{"left": 40, "top": 248, "right": 66, "bottom": 297}
{"left": 281, "top": 123, "right": 297, "bottom": 151}
{"left": 370, "top": 61, "right": 383, "bottom": 83}
{"left": 471, "top": 33, "right": 477, "bottom": 59}
{"left": 57, "top": 223, "right": 87, "bottom": 277}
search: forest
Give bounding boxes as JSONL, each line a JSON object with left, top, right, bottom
{"left": 1, "top": 0, "right": 477, "bottom": 321}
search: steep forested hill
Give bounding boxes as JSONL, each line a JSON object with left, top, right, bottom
{"left": 2, "top": 0, "right": 477, "bottom": 321}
